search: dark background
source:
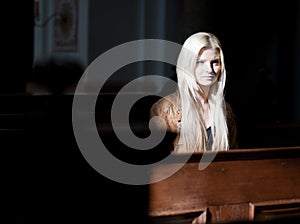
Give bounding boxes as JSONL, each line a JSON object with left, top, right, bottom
{"left": 1, "top": 1, "right": 300, "bottom": 223}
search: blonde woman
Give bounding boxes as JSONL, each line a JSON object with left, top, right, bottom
{"left": 150, "top": 32, "right": 238, "bottom": 153}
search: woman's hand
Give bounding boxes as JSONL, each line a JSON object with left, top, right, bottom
{"left": 192, "top": 208, "right": 207, "bottom": 224}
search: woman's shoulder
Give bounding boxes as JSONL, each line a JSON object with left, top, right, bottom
{"left": 150, "top": 91, "right": 181, "bottom": 133}
{"left": 225, "top": 101, "right": 238, "bottom": 149}
{"left": 225, "top": 101, "right": 235, "bottom": 119}
{"left": 150, "top": 92, "right": 180, "bottom": 116}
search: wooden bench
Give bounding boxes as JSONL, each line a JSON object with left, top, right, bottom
{"left": 147, "top": 147, "right": 300, "bottom": 223}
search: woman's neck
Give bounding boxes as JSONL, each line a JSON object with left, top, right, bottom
{"left": 197, "top": 85, "right": 211, "bottom": 128}
{"left": 197, "top": 85, "right": 210, "bottom": 103}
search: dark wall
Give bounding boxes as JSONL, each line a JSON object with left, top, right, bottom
{"left": 0, "top": 2, "right": 34, "bottom": 223}
{"left": 0, "top": 1, "right": 34, "bottom": 93}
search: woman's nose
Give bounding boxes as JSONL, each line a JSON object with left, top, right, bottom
{"left": 205, "top": 62, "right": 213, "bottom": 72}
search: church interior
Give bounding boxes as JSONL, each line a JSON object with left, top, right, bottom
{"left": 1, "top": 0, "right": 300, "bottom": 223}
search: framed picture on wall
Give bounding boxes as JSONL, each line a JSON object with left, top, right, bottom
{"left": 53, "top": 0, "right": 78, "bottom": 52}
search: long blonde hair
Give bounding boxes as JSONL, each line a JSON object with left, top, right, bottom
{"left": 175, "top": 32, "right": 229, "bottom": 152}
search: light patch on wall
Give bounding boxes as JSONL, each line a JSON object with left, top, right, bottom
{"left": 53, "top": 0, "right": 79, "bottom": 52}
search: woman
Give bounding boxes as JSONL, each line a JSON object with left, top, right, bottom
{"left": 150, "top": 32, "right": 238, "bottom": 153}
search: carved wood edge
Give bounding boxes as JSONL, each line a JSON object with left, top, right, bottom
{"left": 176, "top": 146, "right": 300, "bottom": 164}
{"left": 148, "top": 207, "right": 205, "bottom": 217}
{"left": 148, "top": 208, "right": 207, "bottom": 224}
{"left": 249, "top": 198, "right": 300, "bottom": 221}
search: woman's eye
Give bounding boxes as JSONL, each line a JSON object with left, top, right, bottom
{"left": 211, "top": 60, "right": 220, "bottom": 65}
{"left": 196, "top": 60, "right": 204, "bottom": 64}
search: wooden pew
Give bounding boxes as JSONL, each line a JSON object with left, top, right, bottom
{"left": 147, "top": 147, "right": 300, "bottom": 223}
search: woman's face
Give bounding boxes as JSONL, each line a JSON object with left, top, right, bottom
{"left": 194, "top": 48, "right": 221, "bottom": 87}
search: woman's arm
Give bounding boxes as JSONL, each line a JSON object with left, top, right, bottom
{"left": 226, "top": 102, "right": 238, "bottom": 149}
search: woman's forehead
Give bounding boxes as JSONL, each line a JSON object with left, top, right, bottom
{"left": 198, "top": 48, "right": 220, "bottom": 58}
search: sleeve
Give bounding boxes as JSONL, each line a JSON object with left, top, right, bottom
{"left": 226, "top": 102, "right": 238, "bottom": 149}
{"left": 149, "top": 98, "right": 180, "bottom": 133}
